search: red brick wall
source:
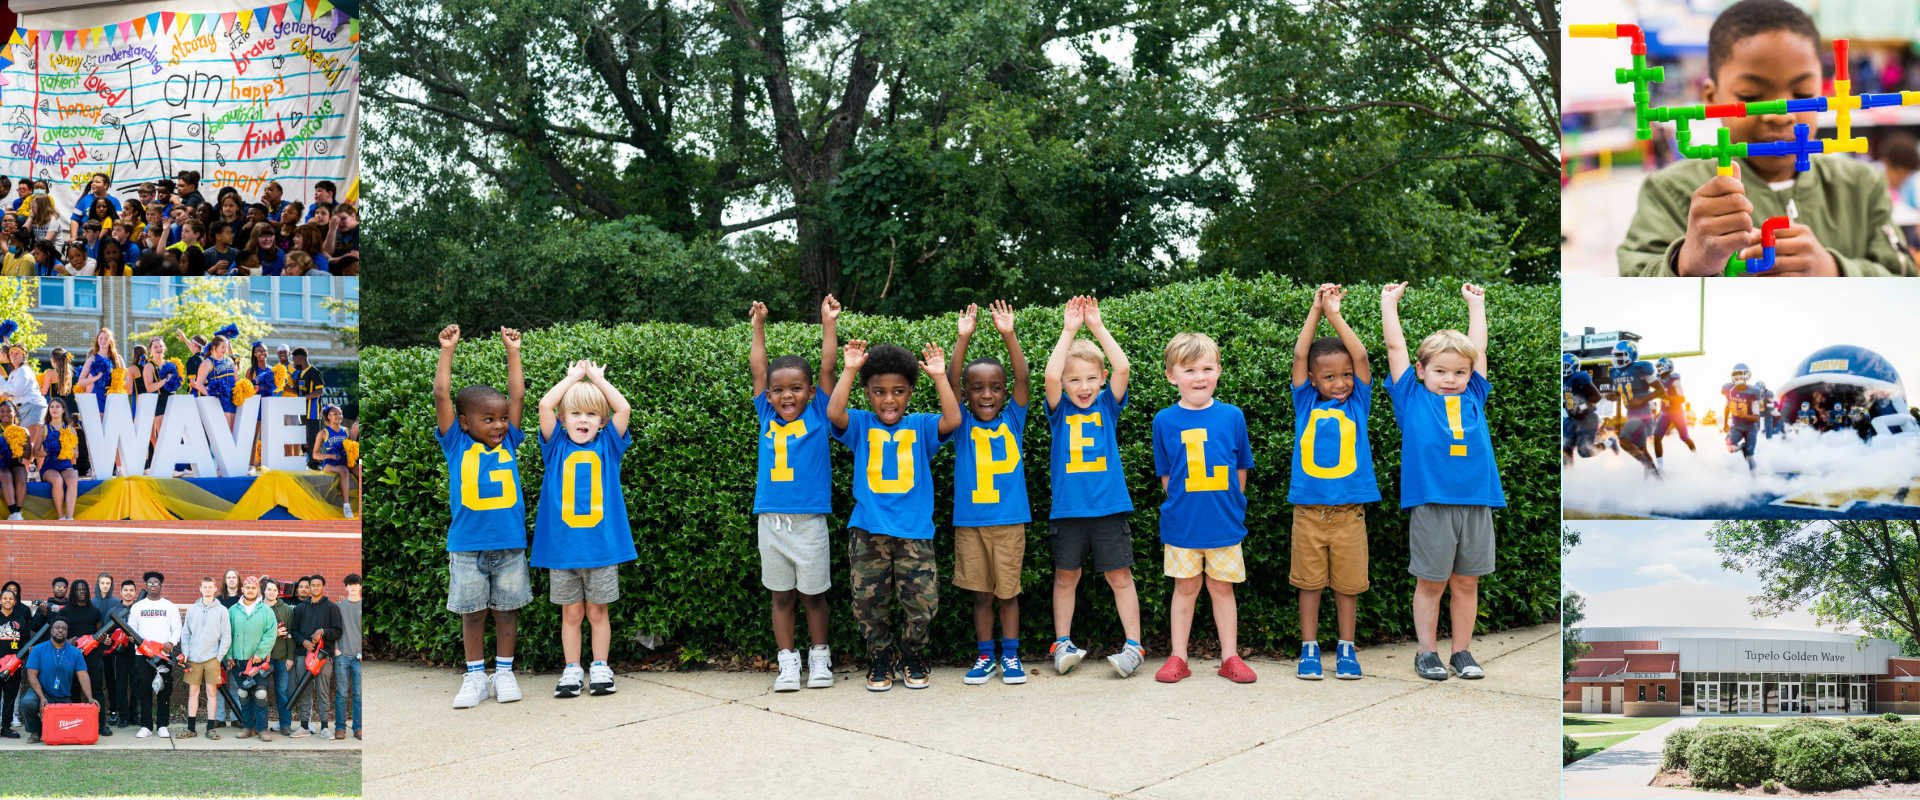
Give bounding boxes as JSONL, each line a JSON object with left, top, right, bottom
{"left": 1625, "top": 653, "right": 1679, "bottom": 672}
{"left": 1582, "top": 641, "right": 1661, "bottom": 659}
{"left": 1626, "top": 678, "right": 1680, "bottom": 703}
{"left": 0, "top": 523, "right": 360, "bottom": 605}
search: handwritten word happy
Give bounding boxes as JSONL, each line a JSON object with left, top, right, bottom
{"left": 230, "top": 74, "right": 287, "bottom": 105}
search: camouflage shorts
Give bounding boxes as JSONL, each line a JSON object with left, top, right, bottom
{"left": 848, "top": 528, "right": 939, "bottom": 657}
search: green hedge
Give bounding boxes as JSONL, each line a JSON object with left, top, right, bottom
{"left": 362, "top": 276, "right": 1559, "bottom": 669}
{"left": 1687, "top": 726, "right": 1775, "bottom": 788}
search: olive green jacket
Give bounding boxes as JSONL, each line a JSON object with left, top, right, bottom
{"left": 1618, "top": 154, "right": 1916, "bottom": 277}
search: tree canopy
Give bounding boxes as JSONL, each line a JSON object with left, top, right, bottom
{"left": 363, "top": 0, "right": 1558, "bottom": 347}
{"left": 1709, "top": 520, "right": 1920, "bottom": 654}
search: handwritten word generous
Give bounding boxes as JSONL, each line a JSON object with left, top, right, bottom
{"left": 205, "top": 103, "right": 264, "bottom": 136}
{"left": 230, "top": 37, "right": 276, "bottom": 76}
{"left": 168, "top": 32, "right": 216, "bottom": 67}
{"left": 288, "top": 37, "right": 346, "bottom": 86}
{"left": 274, "top": 21, "right": 340, "bottom": 43}
{"left": 55, "top": 99, "right": 102, "bottom": 122}
{"left": 275, "top": 98, "right": 331, "bottom": 166}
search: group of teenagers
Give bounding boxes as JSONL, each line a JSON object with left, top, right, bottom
{"left": 0, "top": 323, "right": 358, "bottom": 520}
{"left": 0, "top": 170, "right": 359, "bottom": 277}
{"left": 0, "top": 570, "right": 363, "bottom": 744}
{"left": 427, "top": 281, "right": 1508, "bottom": 705}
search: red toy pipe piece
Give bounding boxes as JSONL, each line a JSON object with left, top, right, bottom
{"left": 1705, "top": 103, "right": 1746, "bottom": 118}
{"left": 1760, "top": 216, "right": 1789, "bottom": 248}
{"left": 1617, "top": 23, "right": 1647, "bottom": 55}
{"left": 1834, "top": 39, "right": 1849, "bottom": 81}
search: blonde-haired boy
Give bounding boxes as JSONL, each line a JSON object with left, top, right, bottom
{"left": 534, "top": 359, "right": 635, "bottom": 699}
{"left": 1380, "top": 282, "right": 1506, "bottom": 682}
{"left": 1150, "top": 330, "right": 1256, "bottom": 684}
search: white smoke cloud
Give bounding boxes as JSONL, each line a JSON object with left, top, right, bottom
{"left": 1563, "top": 424, "right": 1920, "bottom": 518}
{"left": 1633, "top": 563, "right": 1712, "bottom": 585}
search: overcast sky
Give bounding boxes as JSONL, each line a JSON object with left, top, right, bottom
{"left": 1562, "top": 278, "right": 1919, "bottom": 395}
{"left": 1563, "top": 520, "right": 1761, "bottom": 599}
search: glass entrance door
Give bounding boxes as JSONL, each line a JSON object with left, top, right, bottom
{"left": 1697, "top": 682, "right": 1718, "bottom": 713}
{"left": 1738, "top": 682, "right": 1765, "bottom": 713}
{"left": 1817, "top": 683, "right": 1838, "bottom": 712}
{"left": 1850, "top": 683, "right": 1869, "bottom": 713}
{"left": 1779, "top": 683, "right": 1801, "bottom": 714}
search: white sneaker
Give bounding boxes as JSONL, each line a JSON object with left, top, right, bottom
{"left": 491, "top": 669, "right": 522, "bottom": 702}
{"left": 1052, "top": 639, "right": 1085, "bottom": 675}
{"left": 773, "top": 650, "right": 802, "bottom": 692}
{"left": 136, "top": 727, "right": 151, "bottom": 738}
{"left": 6, "top": 512, "right": 20, "bottom": 520}
{"left": 342, "top": 502, "right": 354, "bottom": 519}
{"left": 587, "top": 663, "right": 616, "bottom": 696}
{"left": 157, "top": 726, "right": 170, "bottom": 738}
{"left": 554, "top": 665, "right": 584, "bottom": 698}
{"left": 452, "top": 671, "right": 489, "bottom": 708}
{"left": 807, "top": 646, "right": 834, "bottom": 689}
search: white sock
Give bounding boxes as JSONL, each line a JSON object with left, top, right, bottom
{"left": 811, "top": 644, "right": 830, "bottom": 651}
{"left": 1302, "top": 640, "right": 1315, "bottom": 650}
{"left": 1338, "top": 639, "right": 1355, "bottom": 650}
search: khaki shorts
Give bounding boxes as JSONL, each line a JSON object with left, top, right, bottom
{"left": 1164, "top": 543, "right": 1245, "bottom": 583}
{"left": 183, "top": 658, "right": 224, "bottom": 685}
{"left": 953, "top": 524, "right": 1025, "bottom": 598}
{"left": 1289, "top": 504, "right": 1370, "bottom": 595}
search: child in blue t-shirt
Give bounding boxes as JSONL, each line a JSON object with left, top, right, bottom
{"left": 826, "top": 340, "right": 961, "bottom": 692}
{"left": 1381, "top": 282, "right": 1506, "bottom": 683}
{"left": 946, "top": 301, "right": 1032, "bottom": 686}
{"left": 1288, "top": 285, "right": 1381, "bottom": 682}
{"left": 1041, "top": 296, "right": 1144, "bottom": 678}
{"left": 534, "top": 359, "right": 635, "bottom": 700}
{"left": 749, "top": 295, "right": 840, "bottom": 692}
{"left": 1150, "top": 332, "right": 1257, "bottom": 685}
{"left": 432, "top": 324, "right": 530, "bottom": 708}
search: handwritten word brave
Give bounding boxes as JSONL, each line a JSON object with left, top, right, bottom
{"left": 37, "top": 73, "right": 82, "bottom": 91}
{"left": 230, "top": 36, "right": 276, "bottom": 75}
{"left": 212, "top": 168, "right": 269, "bottom": 195}
{"left": 275, "top": 97, "right": 332, "bottom": 166}
{"left": 231, "top": 75, "right": 287, "bottom": 106}
{"left": 50, "top": 54, "right": 86, "bottom": 71}
{"left": 55, "top": 99, "right": 102, "bottom": 122}
{"left": 289, "top": 37, "right": 346, "bottom": 85}
{"left": 42, "top": 126, "right": 104, "bottom": 141}
{"left": 274, "top": 21, "right": 339, "bottom": 44}
{"left": 169, "top": 31, "right": 216, "bottom": 67}
{"left": 9, "top": 138, "right": 65, "bottom": 166}
{"left": 206, "top": 103, "right": 264, "bottom": 136}
{"left": 239, "top": 115, "right": 286, "bottom": 160}
{"left": 101, "top": 43, "right": 164, "bottom": 75}
{"left": 84, "top": 70, "right": 127, "bottom": 106}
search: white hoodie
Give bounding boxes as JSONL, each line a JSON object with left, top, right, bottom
{"left": 127, "top": 595, "right": 180, "bottom": 646}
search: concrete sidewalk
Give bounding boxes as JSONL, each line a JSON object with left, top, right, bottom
{"left": 1562, "top": 716, "right": 1702, "bottom": 799}
{"left": 0, "top": 724, "right": 363, "bottom": 751}
{"left": 368, "top": 624, "right": 1560, "bottom": 798}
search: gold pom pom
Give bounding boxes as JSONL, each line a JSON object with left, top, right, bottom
{"left": 231, "top": 374, "right": 256, "bottom": 407}
{"left": 106, "top": 367, "right": 129, "bottom": 395}
{"left": 343, "top": 440, "right": 359, "bottom": 467}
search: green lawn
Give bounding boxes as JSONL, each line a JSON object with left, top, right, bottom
{"left": 0, "top": 752, "right": 358, "bottom": 798}
{"left": 1567, "top": 733, "right": 1639, "bottom": 763}
{"left": 1563, "top": 714, "right": 1672, "bottom": 735}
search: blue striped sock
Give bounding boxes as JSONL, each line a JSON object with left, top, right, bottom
{"left": 494, "top": 656, "right": 514, "bottom": 673}
{"left": 466, "top": 660, "right": 485, "bottom": 673}
{"left": 1126, "top": 639, "right": 1141, "bottom": 649}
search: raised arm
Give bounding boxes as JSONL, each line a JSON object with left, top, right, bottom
{"left": 749, "top": 301, "right": 769, "bottom": 397}
{"left": 1461, "top": 283, "right": 1488, "bottom": 377}
{"left": 538, "top": 361, "right": 588, "bottom": 441}
{"left": 1380, "top": 282, "right": 1410, "bottom": 381}
{"left": 819, "top": 295, "right": 841, "bottom": 391}
{"left": 992, "top": 300, "right": 1030, "bottom": 406}
{"left": 1083, "top": 297, "right": 1129, "bottom": 400}
{"left": 1292, "top": 286, "right": 1328, "bottom": 388}
{"left": 1043, "top": 297, "right": 1087, "bottom": 411}
{"left": 1323, "top": 286, "right": 1370, "bottom": 385}
{"left": 947, "top": 304, "right": 977, "bottom": 400}
{"left": 826, "top": 341, "right": 869, "bottom": 430}
{"left": 501, "top": 328, "right": 524, "bottom": 425}
{"left": 922, "top": 343, "right": 962, "bottom": 435}
{"left": 583, "top": 361, "right": 632, "bottom": 435}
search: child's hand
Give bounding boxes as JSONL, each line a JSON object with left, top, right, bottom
{"left": 567, "top": 360, "right": 589, "bottom": 380}
{"left": 1460, "top": 283, "right": 1485, "bottom": 306}
{"left": 500, "top": 327, "right": 521, "bottom": 351}
{"left": 957, "top": 304, "right": 978, "bottom": 338}
{"left": 1062, "top": 296, "right": 1086, "bottom": 330}
{"left": 584, "top": 361, "right": 606, "bottom": 382}
{"left": 1083, "top": 296, "right": 1105, "bottom": 328}
{"left": 749, "top": 301, "right": 768, "bottom": 325}
{"left": 919, "top": 343, "right": 947, "bottom": 376}
{"left": 820, "top": 294, "right": 842, "bottom": 323}
{"left": 1380, "top": 282, "right": 1407, "bottom": 304}
{"left": 1679, "top": 164, "right": 1756, "bottom": 277}
{"left": 1738, "top": 224, "right": 1839, "bottom": 277}
{"left": 1323, "top": 285, "right": 1344, "bottom": 316}
{"left": 842, "top": 340, "right": 869, "bottom": 371}
{"left": 990, "top": 300, "right": 1016, "bottom": 335}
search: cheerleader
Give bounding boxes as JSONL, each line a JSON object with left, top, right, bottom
{"left": 0, "top": 320, "right": 46, "bottom": 454}
{"left": 312, "top": 404, "right": 354, "bottom": 519}
{"left": 194, "top": 327, "right": 240, "bottom": 431}
{"left": 139, "top": 337, "right": 183, "bottom": 466}
{"left": 40, "top": 401, "right": 78, "bottom": 520}
{"left": 72, "top": 327, "right": 125, "bottom": 479}
{"left": 247, "top": 342, "right": 275, "bottom": 474}
{"left": 36, "top": 348, "right": 76, "bottom": 478}
{"left": 0, "top": 401, "right": 29, "bottom": 520}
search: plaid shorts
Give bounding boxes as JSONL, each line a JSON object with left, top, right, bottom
{"left": 1163, "top": 543, "right": 1245, "bottom": 583}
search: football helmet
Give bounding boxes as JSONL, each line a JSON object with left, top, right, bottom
{"left": 1611, "top": 341, "right": 1638, "bottom": 369}
{"left": 1655, "top": 357, "right": 1674, "bottom": 377}
{"left": 1730, "top": 363, "right": 1751, "bottom": 384}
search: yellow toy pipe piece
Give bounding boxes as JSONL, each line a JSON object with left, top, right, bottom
{"left": 1568, "top": 24, "right": 1618, "bottom": 38}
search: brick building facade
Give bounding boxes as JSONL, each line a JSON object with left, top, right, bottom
{"left": 1567, "top": 626, "right": 1908, "bottom": 717}
{"left": 1, "top": 521, "right": 361, "bottom": 608}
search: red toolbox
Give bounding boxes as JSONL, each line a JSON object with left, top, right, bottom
{"left": 41, "top": 703, "right": 98, "bottom": 745}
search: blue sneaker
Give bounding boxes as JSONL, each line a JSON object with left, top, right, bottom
{"left": 963, "top": 653, "right": 998, "bottom": 685}
{"left": 1296, "top": 642, "right": 1324, "bottom": 680}
{"left": 1001, "top": 654, "right": 1027, "bottom": 684}
{"left": 1335, "top": 642, "right": 1362, "bottom": 680}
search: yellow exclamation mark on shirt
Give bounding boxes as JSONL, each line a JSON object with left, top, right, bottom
{"left": 1446, "top": 395, "right": 1466, "bottom": 456}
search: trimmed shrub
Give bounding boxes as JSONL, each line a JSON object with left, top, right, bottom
{"left": 1565, "top": 734, "right": 1579, "bottom": 765}
{"left": 1857, "top": 724, "right": 1913, "bottom": 782}
{"left": 1687, "top": 726, "right": 1775, "bottom": 789}
{"left": 1661, "top": 724, "right": 1698, "bottom": 772}
{"left": 1772, "top": 729, "right": 1873, "bottom": 791}
{"left": 362, "top": 276, "right": 1560, "bottom": 668}
{"left": 1885, "top": 712, "right": 1904, "bottom": 723}
{"left": 1766, "top": 716, "right": 1840, "bottom": 743}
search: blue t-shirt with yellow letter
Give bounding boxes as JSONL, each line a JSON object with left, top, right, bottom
{"left": 1385, "top": 367, "right": 1505, "bottom": 509}
{"left": 439, "top": 423, "right": 528, "bottom": 553}
{"left": 953, "top": 400, "right": 1031, "bottom": 526}
{"left": 1047, "top": 388, "right": 1133, "bottom": 519}
{"left": 1288, "top": 380, "right": 1382, "bottom": 505}
{"left": 752, "top": 389, "right": 834, "bottom": 515}
{"left": 532, "top": 425, "right": 638, "bottom": 569}
{"left": 1151, "top": 401, "right": 1255, "bottom": 549}
{"left": 833, "top": 410, "right": 950, "bottom": 539}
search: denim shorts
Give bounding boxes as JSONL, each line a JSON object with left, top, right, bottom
{"left": 447, "top": 549, "right": 532, "bottom": 613}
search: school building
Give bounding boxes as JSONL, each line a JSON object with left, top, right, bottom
{"left": 1565, "top": 626, "right": 1920, "bottom": 717}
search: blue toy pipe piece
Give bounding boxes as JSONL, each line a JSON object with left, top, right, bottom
{"left": 1745, "top": 246, "right": 1776, "bottom": 273}
{"left": 1784, "top": 97, "right": 1828, "bottom": 113}
{"left": 1861, "top": 92, "right": 1904, "bottom": 109}
{"left": 1744, "top": 124, "right": 1822, "bottom": 173}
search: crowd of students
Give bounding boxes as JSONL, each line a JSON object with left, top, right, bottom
{"left": 0, "top": 571, "right": 363, "bottom": 744}
{"left": 0, "top": 171, "right": 359, "bottom": 277}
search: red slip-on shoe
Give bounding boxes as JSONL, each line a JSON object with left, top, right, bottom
{"left": 1154, "top": 655, "right": 1192, "bottom": 683}
{"left": 1218, "top": 655, "right": 1258, "bottom": 684}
